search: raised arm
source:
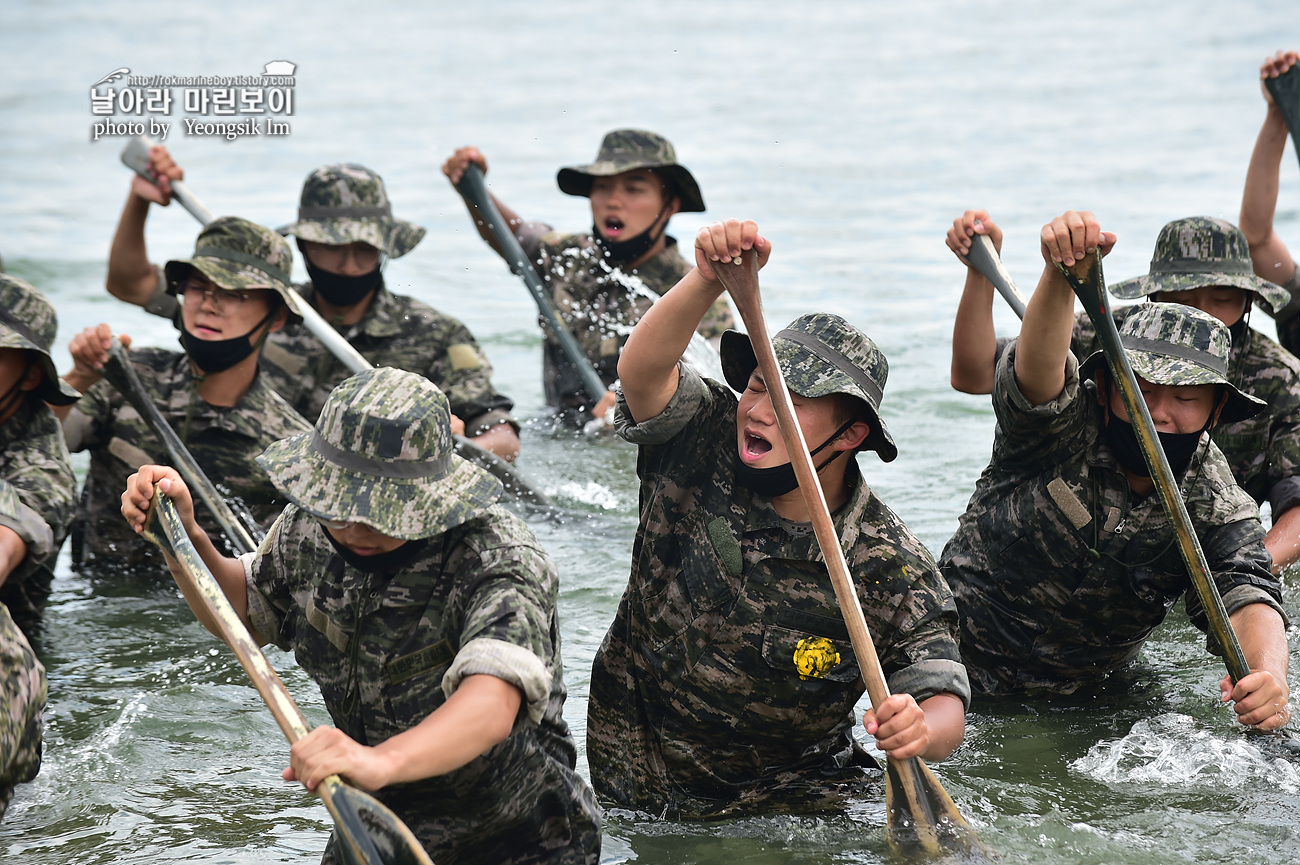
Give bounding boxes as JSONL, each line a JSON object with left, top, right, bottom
{"left": 1241, "top": 51, "right": 1299, "bottom": 289}
{"left": 1014, "top": 211, "right": 1116, "bottom": 406}
{"left": 106, "top": 145, "right": 184, "bottom": 306}
{"left": 441, "top": 146, "right": 548, "bottom": 260}
{"left": 946, "top": 209, "right": 1004, "bottom": 395}
{"left": 618, "top": 219, "right": 770, "bottom": 423}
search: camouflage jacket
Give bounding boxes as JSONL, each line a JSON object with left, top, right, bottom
{"left": 939, "top": 344, "right": 1286, "bottom": 695}
{"left": 0, "top": 602, "right": 45, "bottom": 820}
{"left": 1073, "top": 307, "right": 1300, "bottom": 517}
{"left": 530, "top": 232, "right": 733, "bottom": 410}
{"left": 587, "top": 366, "right": 968, "bottom": 817}
{"left": 1274, "top": 266, "right": 1300, "bottom": 358}
{"left": 242, "top": 504, "right": 599, "bottom": 865}
{"left": 0, "top": 398, "right": 76, "bottom": 629}
{"left": 62, "top": 347, "right": 311, "bottom": 567}
{"left": 258, "top": 283, "right": 516, "bottom": 430}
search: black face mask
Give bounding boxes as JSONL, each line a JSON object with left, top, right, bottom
{"left": 591, "top": 201, "right": 673, "bottom": 265}
{"left": 734, "top": 419, "right": 856, "bottom": 498}
{"left": 180, "top": 308, "right": 276, "bottom": 374}
{"left": 1103, "top": 414, "right": 1208, "bottom": 478}
{"left": 306, "top": 259, "right": 384, "bottom": 308}
{"left": 1228, "top": 314, "right": 1249, "bottom": 349}
{"left": 324, "top": 530, "right": 430, "bottom": 574}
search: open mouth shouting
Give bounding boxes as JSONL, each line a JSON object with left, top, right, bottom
{"left": 601, "top": 216, "right": 626, "bottom": 239}
{"left": 740, "top": 427, "right": 776, "bottom": 465}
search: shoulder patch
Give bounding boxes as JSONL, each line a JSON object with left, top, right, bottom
{"left": 447, "top": 343, "right": 482, "bottom": 370}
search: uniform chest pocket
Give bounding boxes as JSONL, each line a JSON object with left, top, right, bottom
{"left": 637, "top": 508, "right": 741, "bottom": 649}
{"left": 383, "top": 638, "right": 455, "bottom": 729}
{"left": 761, "top": 625, "right": 860, "bottom": 685}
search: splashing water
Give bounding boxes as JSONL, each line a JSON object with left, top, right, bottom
{"left": 1072, "top": 712, "right": 1300, "bottom": 791}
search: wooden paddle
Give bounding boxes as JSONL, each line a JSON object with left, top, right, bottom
{"left": 99, "top": 337, "right": 261, "bottom": 555}
{"left": 141, "top": 486, "right": 434, "bottom": 865}
{"left": 1057, "top": 252, "right": 1251, "bottom": 682}
{"left": 711, "top": 249, "right": 989, "bottom": 860}
{"left": 964, "top": 234, "right": 1027, "bottom": 320}
{"left": 1264, "top": 59, "right": 1300, "bottom": 173}
{"left": 119, "top": 136, "right": 554, "bottom": 511}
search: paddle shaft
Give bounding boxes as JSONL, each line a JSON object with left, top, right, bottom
{"left": 454, "top": 164, "right": 610, "bottom": 403}
{"left": 1061, "top": 253, "right": 1251, "bottom": 682}
{"left": 966, "top": 233, "right": 1027, "bottom": 319}
{"left": 101, "top": 338, "right": 260, "bottom": 555}
{"left": 120, "top": 135, "right": 553, "bottom": 510}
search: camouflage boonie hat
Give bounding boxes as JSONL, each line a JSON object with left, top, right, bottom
{"left": 719, "top": 313, "right": 898, "bottom": 462}
{"left": 0, "top": 274, "right": 80, "bottom": 406}
{"left": 278, "top": 163, "right": 426, "bottom": 258}
{"left": 557, "top": 129, "right": 705, "bottom": 213}
{"left": 257, "top": 367, "right": 502, "bottom": 540}
{"left": 1109, "top": 217, "right": 1290, "bottom": 315}
{"left": 163, "top": 216, "right": 304, "bottom": 325}
{"left": 1079, "top": 303, "right": 1265, "bottom": 424}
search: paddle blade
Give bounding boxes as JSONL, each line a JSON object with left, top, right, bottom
{"left": 885, "top": 756, "right": 993, "bottom": 862}
{"left": 324, "top": 778, "right": 434, "bottom": 865}
{"left": 1265, "top": 62, "right": 1300, "bottom": 172}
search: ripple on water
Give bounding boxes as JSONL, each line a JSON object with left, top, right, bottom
{"left": 1072, "top": 712, "right": 1300, "bottom": 791}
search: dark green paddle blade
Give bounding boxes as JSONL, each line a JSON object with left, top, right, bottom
{"left": 327, "top": 779, "right": 434, "bottom": 865}
{"left": 1265, "top": 63, "right": 1300, "bottom": 173}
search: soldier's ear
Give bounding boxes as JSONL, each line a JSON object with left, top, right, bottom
{"left": 267, "top": 304, "right": 290, "bottom": 334}
{"left": 17, "top": 358, "right": 43, "bottom": 392}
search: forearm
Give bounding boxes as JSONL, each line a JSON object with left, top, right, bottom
{"left": 1013, "top": 265, "right": 1076, "bottom": 405}
{"left": 619, "top": 267, "right": 724, "bottom": 421}
{"left": 459, "top": 191, "right": 527, "bottom": 260}
{"left": 467, "top": 422, "right": 520, "bottom": 462}
{"left": 372, "top": 674, "right": 521, "bottom": 785}
{"left": 0, "top": 527, "right": 27, "bottom": 589}
{"left": 1265, "top": 504, "right": 1300, "bottom": 572}
{"left": 950, "top": 270, "right": 999, "bottom": 394}
{"left": 1241, "top": 105, "right": 1297, "bottom": 282}
{"left": 919, "top": 693, "right": 966, "bottom": 761}
{"left": 1230, "top": 603, "right": 1289, "bottom": 686}
{"left": 106, "top": 193, "right": 158, "bottom": 305}
{"left": 162, "top": 524, "right": 253, "bottom": 640}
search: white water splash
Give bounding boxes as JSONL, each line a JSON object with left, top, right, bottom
{"left": 1072, "top": 712, "right": 1300, "bottom": 791}
{"left": 549, "top": 480, "right": 622, "bottom": 510}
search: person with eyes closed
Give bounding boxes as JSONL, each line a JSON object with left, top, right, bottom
{"left": 939, "top": 210, "right": 1290, "bottom": 731}
{"left": 442, "top": 130, "right": 735, "bottom": 422}
{"left": 55, "top": 217, "right": 312, "bottom": 570}
{"left": 947, "top": 210, "right": 1300, "bottom": 573}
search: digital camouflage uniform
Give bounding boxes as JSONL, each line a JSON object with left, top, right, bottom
{"left": 246, "top": 368, "right": 598, "bottom": 864}
{"left": 0, "top": 274, "right": 81, "bottom": 819}
{"left": 523, "top": 129, "right": 733, "bottom": 410}
{"left": 941, "top": 305, "right": 1286, "bottom": 695}
{"left": 588, "top": 315, "right": 968, "bottom": 817}
{"left": 1102, "top": 216, "right": 1300, "bottom": 521}
{"left": 1272, "top": 266, "right": 1300, "bottom": 357}
{"left": 142, "top": 164, "right": 517, "bottom": 431}
{"left": 64, "top": 217, "right": 312, "bottom": 567}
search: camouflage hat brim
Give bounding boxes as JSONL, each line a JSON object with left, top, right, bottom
{"left": 557, "top": 164, "right": 705, "bottom": 213}
{"left": 719, "top": 329, "right": 898, "bottom": 462}
{"left": 1109, "top": 271, "right": 1291, "bottom": 316}
{"left": 163, "top": 257, "right": 305, "bottom": 326}
{"left": 257, "top": 431, "right": 502, "bottom": 540}
{"left": 277, "top": 216, "right": 426, "bottom": 259}
{"left": 1078, "top": 343, "right": 1265, "bottom": 424}
{"left": 0, "top": 310, "right": 80, "bottom": 406}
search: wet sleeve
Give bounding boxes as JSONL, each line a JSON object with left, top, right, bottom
{"left": 0, "top": 481, "right": 53, "bottom": 570}
{"left": 61, "top": 380, "right": 116, "bottom": 453}
{"left": 1185, "top": 517, "right": 1289, "bottom": 649}
{"left": 615, "top": 361, "right": 708, "bottom": 445}
{"left": 517, "top": 221, "right": 556, "bottom": 268}
{"left": 0, "top": 431, "right": 76, "bottom": 585}
{"left": 425, "top": 316, "right": 517, "bottom": 435}
{"left": 243, "top": 514, "right": 293, "bottom": 650}
{"left": 990, "top": 341, "right": 1092, "bottom": 470}
{"left": 442, "top": 537, "right": 557, "bottom": 726}
{"left": 1262, "top": 357, "right": 1300, "bottom": 518}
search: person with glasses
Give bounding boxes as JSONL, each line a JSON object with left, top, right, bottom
{"left": 106, "top": 149, "right": 521, "bottom": 462}
{"left": 55, "top": 217, "right": 312, "bottom": 570}
{"left": 120, "top": 368, "right": 600, "bottom": 864}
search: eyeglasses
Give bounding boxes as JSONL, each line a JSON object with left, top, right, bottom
{"left": 178, "top": 280, "right": 250, "bottom": 311}
{"left": 302, "top": 242, "right": 382, "bottom": 272}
